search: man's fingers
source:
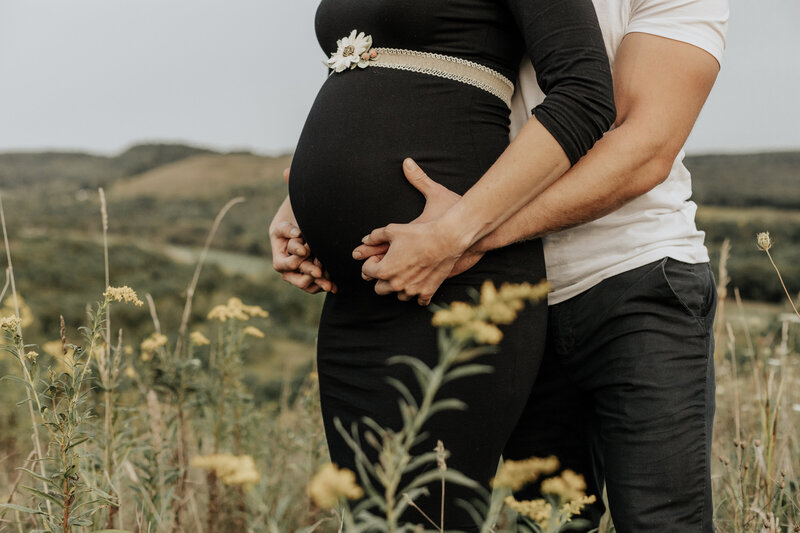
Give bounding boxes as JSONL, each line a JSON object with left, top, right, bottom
{"left": 361, "top": 255, "right": 383, "bottom": 280}
{"left": 352, "top": 243, "right": 389, "bottom": 260}
{"left": 283, "top": 167, "right": 291, "bottom": 183}
{"left": 397, "top": 291, "right": 414, "bottom": 302}
{"left": 374, "top": 280, "right": 395, "bottom": 296}
{"left": 402, "top": 158, "right": 437, "bottom": 198}
{"left": 362, "top": 226, "right": 392, "bottom": 246}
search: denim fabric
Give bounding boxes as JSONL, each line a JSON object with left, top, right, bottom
{"left": 504, "top": 257, "right": 717, "bottom": 533}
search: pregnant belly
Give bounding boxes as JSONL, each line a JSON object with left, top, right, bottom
{"left": 289, "top": 67, "right": 509, "bottom": 291}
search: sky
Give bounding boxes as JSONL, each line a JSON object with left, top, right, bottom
{"left": 0, "top": 0, "right": 798, "bottom": 156}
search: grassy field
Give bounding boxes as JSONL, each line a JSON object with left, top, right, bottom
{"left": 0, "top": 145, "right": 797, "bottom": 531}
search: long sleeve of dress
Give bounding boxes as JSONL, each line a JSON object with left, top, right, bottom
{"left": 505, "top": 0, "right": 616, "bottom": 165}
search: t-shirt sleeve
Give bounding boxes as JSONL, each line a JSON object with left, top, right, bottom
{"left": 504, "top": 0, "right": 616, "bottom": 165}
{"left": 627, "top": 0, "right": 729, "bottom": 66}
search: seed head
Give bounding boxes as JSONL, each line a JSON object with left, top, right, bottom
{"left": 756, "top": 232, "right": 773, "bottom": 251}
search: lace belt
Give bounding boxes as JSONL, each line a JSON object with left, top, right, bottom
{"left": 326, "top": 32, "right": 514, "bottom": 108}
{"left": 370, "top": 48, "right": 514, "bottom": 108}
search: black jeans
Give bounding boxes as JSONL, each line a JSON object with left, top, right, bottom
{"left": 503, "top": 257, "right": 717, "bottom": 533}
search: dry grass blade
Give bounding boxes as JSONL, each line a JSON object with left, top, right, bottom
{"left": 173, "top": 197, "right": 245, "bottom": 358}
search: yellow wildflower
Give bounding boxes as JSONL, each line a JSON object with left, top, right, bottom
{"left": 504, "top": 495, "right": 552, "bottom": 528}
{"left": 0, "top": 315, "right": 21, "bottom": 332}
{"left": 24, "top": 351, "right": 38, "bottom": 361}
{"left": 559, "top": 494, "right": 597, "bottom": 519}
{"left": 432, "top": 281, "right": 550, "bottom": 345}
{"left": 191, "top": 454, "right": 260, "bottom": 486}
{"left": 757, "top": 231, "right": 773, "bottom": 251}
{"left": 141, "top": 333, "right": 168, "bottom": 361}
{"left": 464, "top": 320, "right": 504, "bottom": 345}
{"left": 432, "top": 301, "right": 477, "bottom": 327}
{"left": 0, "top": 295, "right": 34, "bottom": 328}
{"left": 190, "top": 331, "right": 211, "bottom": 346}
{"left": 541, "top": 469, "right": 588, "bottom": 502}
{"left": 307, "top": 463, "right": 364, "bottom": 509}
{"left": 492, "top": 456, "right": 560, "bottom": 491}
{"left": 141, "top": 333, "right": 168, "bottom": 353}
{"left": 243, "top": 326, "right": 265, "bottom": 338}
{"left": 207, "top": 297, "right": 269, "bottom": 322}
{"left": 103, "top": 286, "right": 144, "bottom": 307}
{"left": 124, "top": 345, "right": 134, "bottom": 356}
{"left": 124, "top": 366, "right": 137, "bottom": 379}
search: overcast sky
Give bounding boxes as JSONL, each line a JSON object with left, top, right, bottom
{"left": 0, "top": 0, "right": 798, "bottom": 156}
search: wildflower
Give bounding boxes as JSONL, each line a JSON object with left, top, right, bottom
{"left": 504, "top": 496, "right": 552, "bottom": 528}
{"left": 191, "top": 454, "right": 261, "bottom": 486}
{"left": 432, "top": 301, "right": 478, "bottom": 328}
{"left": 243, "top": 325, "right": 265, "bottom": 338}
{"left": 307, "top": 463, "right": 364, "bottom": 509}
{"left": 124, "top": 345, "right": 134, "bottom": 356}
{"left": 756, "top": 232, "right": 773, "bottom": 251}
{"left": 0, "top": 315, "right": 21, "bottom": 332}
{"left": 207, "top": 297, "right": 268, "bottom": 322}
{"left": 190, "top": 331, "right": 211, "bottom": 346}
{"left": 24, "top": 350, "right": 38, "bottom": 361}
{"left": 103, "top": 286, "right": 144, "bottom": 306}
{"left": 432, "top": 281, "right": 550, "bottom": 345}
{"left": 0, "top": 295, "right": 34, "bottom": 328}
{"left": 465, "top": 320, "right": 504, "bottom": 344}
{"left": 541, "top": 469, "right": 588, "bottom": 502}
{"left": 141, "top": 333, "right": 168, "bottom": 361}
{"left": 124, "top": 366, "right": 137, "bottom": 379}
{"left": 559, "top": 494, "right": 597, "bottom": 519}
{"left": 492, "top": 456, "right": 560, "bottom": 491}
{"left": 435, "top": 440, "right": 447, "bottom": 471}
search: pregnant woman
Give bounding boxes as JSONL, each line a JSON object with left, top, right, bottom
{"left": 281, "top": 0, "right": 615, "bottom": 528}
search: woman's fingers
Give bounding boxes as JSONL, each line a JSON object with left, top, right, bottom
{"left": 281, "top": 271, "right": 322, "bottom": 294}
{"left": 287, "top": 238, "right": 309, "bottom": 258}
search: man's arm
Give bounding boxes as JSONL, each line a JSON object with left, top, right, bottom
{"left": 474, "top": 32, "right": 720, "bottom": 253}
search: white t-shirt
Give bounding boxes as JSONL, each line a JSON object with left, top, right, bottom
{"left": 510, "top": 0, "right": 729, "bottom": 305}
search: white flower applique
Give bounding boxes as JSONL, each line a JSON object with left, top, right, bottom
{"left": 326, "top": 30, "right": 378, "bottom": 73}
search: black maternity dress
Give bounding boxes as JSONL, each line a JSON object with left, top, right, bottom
{"left": 289, "top": 0, "right": 614, "bottom": 529}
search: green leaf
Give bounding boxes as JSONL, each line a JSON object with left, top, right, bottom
{"left": 441, "top": 363, "right": 493, "bottom": 384}
{"left": 66, "top": 435, "right": 91, "bottom": 450}
{"left": 16, "top": 467, "right": 52, "bottom": 483}
{"left": 403, "top": 468, "right": 480, "bottom": 492}
{"left": 0, "top": 503, "right": 45, "bottom": 515}
{"left": 21, "top": 486, "right": 65, "bottom": 508}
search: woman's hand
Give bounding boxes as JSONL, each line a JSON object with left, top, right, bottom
{"left": 269, "top": 173, "right": 337, "bottom": 294}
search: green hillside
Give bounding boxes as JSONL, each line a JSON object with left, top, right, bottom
{"left": 0, "top": 144, "right": 798, "bottom": 360}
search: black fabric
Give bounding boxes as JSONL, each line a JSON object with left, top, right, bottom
{"left": 288, "top": 1, "right": 614, "bottom": 529}
{"left": 504, "top": 258, "right": 717, "bottom": 533}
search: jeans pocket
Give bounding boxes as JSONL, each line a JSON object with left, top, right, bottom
{"left": 660, "top": 258, "right": 717, "bottom": 321}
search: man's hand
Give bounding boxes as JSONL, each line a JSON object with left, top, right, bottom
{"left": 269, "top": 178, "right": 337, "bottom": 294}
{"left": 353, "top": 158, "right": 482, "bottom": 305}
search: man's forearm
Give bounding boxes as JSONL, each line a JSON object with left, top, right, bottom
{"left": 475, "top": 119, "right": 673, "bottom": 252}
{"left": 476, "top": 32, "right": 720, "bottom": 253}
